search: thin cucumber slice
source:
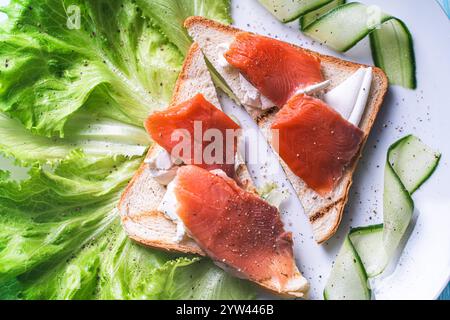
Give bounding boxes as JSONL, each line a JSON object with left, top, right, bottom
{"left": 324, "top": 135, "right": 440, "bottom": 300}
{"left": 257, "top": 1, "right": 417, "bottom": 89}
{"left": 387, "top": 135, "right": 441, "bottom": 194}
{"left": 302, "top": 2, "right": 416, "bottom": 89}
{"left": 303, "top": 2, "right": 392, "bottom": 52}
{"left": 324, "top": 236, "right": 371, "bottom": 300}
{"left": 300, "top": 0, "right": 346, "bottom": 30}
{"left": 383, "top": 135, "right": 441, "bottom": 258}
{"left": 349, "top": 225, "right": 387, "bottom": 278}
{"left": 382, "top": 160, "right": 414, "bottom": 259}
{"left": 258, "top": 0, "right": 334, "bottom": 23}
{"left": 370, "top": 19, "right": 417, "bottom": 89}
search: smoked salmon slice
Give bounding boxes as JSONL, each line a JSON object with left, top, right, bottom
{"left": 174, "top": 165, "right": 306, "bottom": 295}
{"left": 224, "top": 32, "right": 324, "bottom": 107}
{"left": 145, "top": 94, "right": 240, "bottom": 177}
{"left": 271, "top": 94, "right": 364, "bottom": 195}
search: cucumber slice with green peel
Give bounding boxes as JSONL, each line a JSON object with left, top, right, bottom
{"left": 302, "top": 2, "right": 392, "bottom": 52}
{"left": 324, "top": 135, "right": 440, "bottom": 300}
{"left": 300, "top": 0, "right": 346, "bottom": 30}
{"left": 258, "top": 1, "right": 417, "bottom": 89}
{"left": 301, "top": 2, "right": 417, "bottom": 89}
{"left": 258, "top": 0, "right": 335, "bottom": 23}
{"left": 383, "top": 135, "right": 441, "bottom": 258}
{"left": 324, "top": 236, "right": 371, "bottom": 300}
{"left": 387, "top": 135, "right": 441, "bottom": 194}
{"left": 383, "top": 159, "right": 415, "bottom": 259}
{"left": 370, "top": 19, "right": 417, "bottom": 89}
{"left": 349, "top": 225, "right": 387, "bottom": 278}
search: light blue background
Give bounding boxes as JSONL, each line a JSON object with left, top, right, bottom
{"left": 439, "top": 285, "right": 450, "bottom": 300}
{"left": 436, "top": 0, "right": 450, "bottom": 18}
{"left": 436, "top": 0, "right": 449, "bottom": 300}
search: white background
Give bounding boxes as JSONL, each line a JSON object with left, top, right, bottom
{"left": 0, "top": 0, "right": 449, "bottom": 300}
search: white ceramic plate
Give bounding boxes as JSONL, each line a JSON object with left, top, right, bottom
{"left": 0, "top": 0, "right": 449, "bottom": 300}
{"left": 227, "top": 0, "right": 450, "bottom": 300}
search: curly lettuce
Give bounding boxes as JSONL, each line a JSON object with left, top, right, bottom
{"left": 137, "top": 0, "right": 232, "bottom": 53}
{"left": 0, "top": 0, "right": 255, "bottom": 300}
{"left": 0, "top": 0, "right": 182, "bottom": 137}
{"left": 0, "top": 111, "right": 150, "bottom": 162}
{"left": 0, "top": 152, "right": 254, "bottom": 300}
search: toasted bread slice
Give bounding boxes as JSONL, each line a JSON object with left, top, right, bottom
{"left": 185, "top": 16, "right": 389, "bottom": 244}
{"left": 119, "top": 43, "right": 255, "bottom": 255}
{"left": 118, "top": 43, "right": 309, "bottom": 297}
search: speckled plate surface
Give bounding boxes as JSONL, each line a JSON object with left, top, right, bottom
{"left": 0, "top": 0, "right": 449, "bottom": 300}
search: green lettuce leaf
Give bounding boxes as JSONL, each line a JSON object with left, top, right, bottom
{"left": 257, "top": 182, "right": 289, "bottom": 210}
{"left": 0, "top": 152, "right": 140, "bottom": 283}
{"left": 0, "top": 0, "right": 182, "bottom": 137}
{"left": 136, "top": 0, "right": 236, "bottom": 98}
{"left": 96, "top": 229, "right": 255, "bottom": 300}
{"left": 0, "top": 151, "right": 255, "bottom": 300}
{"left": 137, "top": 0, "right": 231, "bottom": 54}
{"left": 0, "top": 111, "right": 150, "bottom": 163}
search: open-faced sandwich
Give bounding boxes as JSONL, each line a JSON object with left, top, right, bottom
{"left": 184, "top": 17, "right": 389, "bottom": 243}
{"left": 119, "top": 43, "right": 309, "bottom": 298}
{"left": 119, "top": 15, "right": 390, "bottom": 298}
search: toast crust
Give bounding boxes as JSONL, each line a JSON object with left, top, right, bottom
{"left": 119, "top": 145, "right": 205, "bottom": 255}
{"left": 185, "top": 16, "right": 389, "bottom": 243}
{"left": 171, "top": 42, "right": 201, "bottom": 105}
